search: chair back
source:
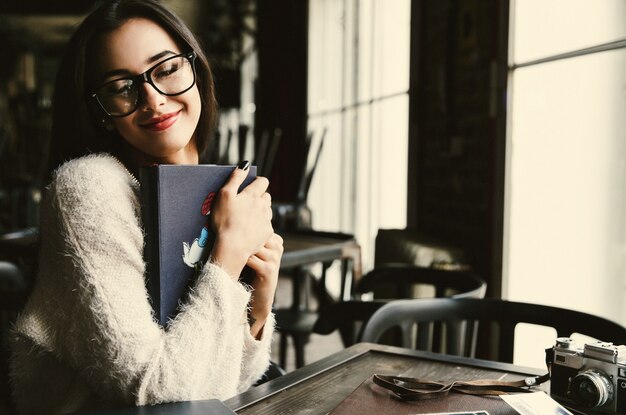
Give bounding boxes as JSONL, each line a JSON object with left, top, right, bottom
{"left": 313, "top": 265, "right": 487, "bottom": 348}
{"left": 0, "top": 261, "right": 28, "bottom": 330}
{"left": 312, "top": 300, "right": 387, "bottom": 346}
{"left": 0, "top": 261, "right": 29, "bottom": 414}
{"left": 361, "top": 298, "right": 626, "bottom": 361}
{"left": 356, "top": 264, "right": 486, "bottom": 299}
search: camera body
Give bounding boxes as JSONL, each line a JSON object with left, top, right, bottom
{"left": 549, "top": 337, "right": 626, "bottom": 413}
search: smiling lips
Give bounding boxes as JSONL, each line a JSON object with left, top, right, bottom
{"left": 141, "top": 110, "right": 181, "bottom": 131}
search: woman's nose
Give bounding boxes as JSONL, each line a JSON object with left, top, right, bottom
{"left": 140, "top": 82, "right": 166, "bottom": 111}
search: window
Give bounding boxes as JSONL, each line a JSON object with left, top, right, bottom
{"left": 505, "top": 0, "right": 626, "bottom": 367}
{"left": 307, "top": 0, "right": 411, "bottom": 271}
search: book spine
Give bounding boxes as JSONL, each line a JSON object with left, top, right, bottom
{"left": 139, "top": 167, "right": 162, "bottom": 323}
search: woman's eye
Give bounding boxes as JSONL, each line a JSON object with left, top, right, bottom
{"left": 155, "top": 63, "right": 181, "bottom": 79}
{"left": 105, "top": 82, "right": 133, "bottom": 96}
{"left": 156, "top": 67, "right": 179, "bottom": 78}
{"left": 116, "top": 84, "right": 133, "bottom": 95}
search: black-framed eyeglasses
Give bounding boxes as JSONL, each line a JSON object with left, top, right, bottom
{"left": 91, "top": 51, "right": 197, "bottom": 117}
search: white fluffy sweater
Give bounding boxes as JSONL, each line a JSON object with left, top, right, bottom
{"left": 9, "top": 153, "right": 274, "bottom": 415}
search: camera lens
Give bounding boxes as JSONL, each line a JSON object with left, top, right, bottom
{"left": 569, "top": 370, "right": 614, "bottom": 408}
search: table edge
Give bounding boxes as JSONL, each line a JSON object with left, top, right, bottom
{"left": 224, "top": 342, "right": 547, "bottom": 412}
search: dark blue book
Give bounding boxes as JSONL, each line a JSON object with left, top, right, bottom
{"left": 140, "top": 164, "right": 256, "bottom": 326}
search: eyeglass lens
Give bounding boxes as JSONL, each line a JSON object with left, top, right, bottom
{"left": 95, "top": 54, "right": 195, "bottom": 117}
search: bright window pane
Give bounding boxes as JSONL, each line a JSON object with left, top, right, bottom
{"left": 357, "top": 0, "right": 374, "bottom": 102}
{"left": 323, "top": 0, "right": 345, "bottom": 111}
{"left": 376, "top": 95, "right": 408, "bottom": 228}
{"left": 307, "top": 112, "right": 343, "bottom": 231}
{"left": 308, "top": 0, "right": 344, "bottom": 113}
{"left": 513, "top": 0, "right": 626, "bottom": 63}
{"left": 308, "top": 0, "right": 325, "bottom": 113}
{"left": 308, "top": 0, "right": 410, "bottom": 271}
{"left": 507, "top": 49, "right": 626, "bottom": 327}
{"left": 375, "top": 0, "right": 410, "bottom": 96}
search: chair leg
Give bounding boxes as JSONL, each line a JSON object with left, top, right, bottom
{"left": 338, "top": 323, "right": 356, "bottom": 347}
{"left": 294, "top": 334, "right": 307, "bottom": 368}
{"left": 279, "top": 332, "right": 288, "bottom": 370}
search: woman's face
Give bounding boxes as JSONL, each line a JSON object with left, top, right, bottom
{"left": 95, "top": 17, "right": 202, "bottom": 165}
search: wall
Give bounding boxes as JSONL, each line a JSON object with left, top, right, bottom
{"left": 256, "top": 0, "right": 309, "bottom": 202}
{"left": 409, "top": 0, "right": 509, "bottom": 298}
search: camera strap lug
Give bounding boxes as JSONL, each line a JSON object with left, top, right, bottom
{"left": 524, "top": 373, "right": 550, "bottom": 387}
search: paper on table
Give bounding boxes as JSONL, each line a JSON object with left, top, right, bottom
{"left": 501, "top": 392, "right": 573, "bottom": 415}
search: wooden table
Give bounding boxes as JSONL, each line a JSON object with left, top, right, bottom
{"left": 69, "top": 343, "right": 564, "bottom": 415}
{"left": 279, "top": 230, "right": 362, "bottom": 304}
{"left": 224, "top": 342, "right": 551, "bottom": 415}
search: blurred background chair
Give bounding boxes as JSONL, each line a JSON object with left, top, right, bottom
{"left": 374, "top": 229, "right": 467, "bottom": 270}
{"left": 273, "top": 230, "right": 360, "bottom": 369}
{"left": 0, "top": 227, "right": 38, "bottom": 289}
{"left": 361, "top": 298, "right": 626, "bottom": 362}
{"left": 0, "top": 228, "right": 38, "bottom": 413}
{"left": 0, "top": 261, "right": 29, "bottom": 414}
{"left": 0, "top": 261, "right": 28, "bottom": 346}
{"left": 313, "top": 264, "right": 486, "bottom": 350}
{"left": 356, "top": 263, "right": 485, "bottom": 300}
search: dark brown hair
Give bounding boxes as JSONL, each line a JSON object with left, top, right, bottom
{"left": 47, "top": 0, "right": 217, "bottom": 178}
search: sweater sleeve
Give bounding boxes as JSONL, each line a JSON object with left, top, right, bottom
{"left": 16, "top": 155, "right": 273, "bottom": 405}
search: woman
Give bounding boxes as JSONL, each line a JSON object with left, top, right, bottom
{"left": 9, "top": 1, "right": 282, "bottom": 414}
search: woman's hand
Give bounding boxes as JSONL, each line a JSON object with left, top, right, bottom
{"left": 246, "top": 232, "right": 283, "bottom": 338}
{"left": 210, "top": 162, "right": 274, "bottom": 278}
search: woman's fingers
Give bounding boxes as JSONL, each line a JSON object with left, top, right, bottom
{"left": 210, "top": 163, "right": 277, "bottom": 279}
{"left": 250, "top": 240, "right": 283, "bottom": 264}
{"left": 243, "top": 176, "right": 269, "bottom": 196}
{"left": 264, "top": 232, "right": 283, "bottom": 251}
{"left": 246, "top": 255, "right": 268, "bottom": 274}
{"left": 222, "top": 161, "right": 270, "bottom": 206}
{"left": 246, "top": 233, "right": 284, "bottom": 277}
{"left": 221, "top": 161, "right": 251, "bottom": 195}
{"left": 246, "top": 233, "right": 283, "bottom": 337}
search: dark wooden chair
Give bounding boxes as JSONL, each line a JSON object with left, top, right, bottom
{"left": 274, "top": 263, "right": 345, "bottom": 369}
{"left": 356, "top": 263, "right": 486, "bottom": 300}
{"left": 0, "top": 261, "right": 29, "bottom": 414}
{"left": 0, "top": 228, "right": 38, "bottom": 414}
{"left": 0, "top": 261, "right": 29, "bottom": 344}
{"left": 273, "top": 230, "right": 359, "bottom": 369}
{"left": 361, "top": 298, "right": 626, "bottom": 361}
{"left": 313, "top": 264, "right": 487, "bottom": 350}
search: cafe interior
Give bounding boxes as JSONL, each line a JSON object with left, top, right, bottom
{"left": 1, "top": 1, "right": 626, "bottom": 414}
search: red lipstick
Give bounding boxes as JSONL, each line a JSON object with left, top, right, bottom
{"left": 141, "top": 110, "right": 181, "bottom": 131}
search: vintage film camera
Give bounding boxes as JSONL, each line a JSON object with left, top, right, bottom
{"left": 549, "top": 337, "right": 626, "bottom": 413}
